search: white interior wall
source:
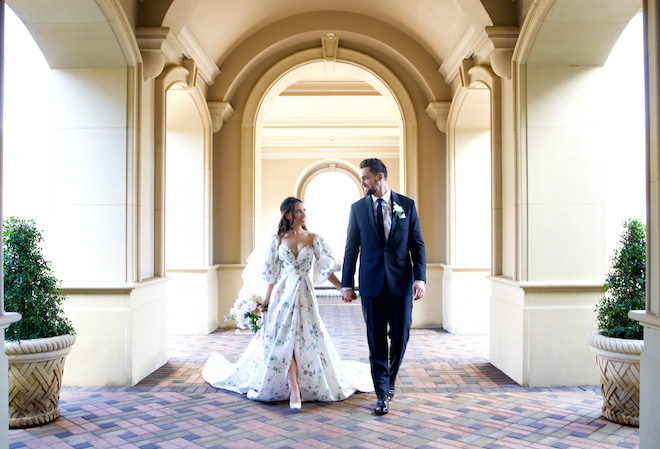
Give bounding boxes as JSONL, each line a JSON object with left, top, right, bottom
{"left": 525, "top": 65, "right": 606, "bottom": 281}
{"left": 455, "top": 129, "right": 491, "bottom": 268}
{"left": 47, "top": 67, "right": 129, "bottom": 284}
{"left": 443, "top": 87, "right": 491, "bottom": 335}
{"left": 164, "top": 88, "right": 218, "bottom": 335}
{"left": 165, "top": 128, "right": 205, "bottom": 268}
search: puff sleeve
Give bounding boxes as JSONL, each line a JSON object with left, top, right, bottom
{"left": 312, "top": 234, "right": 340, "bottom": 285}
{"left": 261, "top": 234, "right": 281, "bottom": 284}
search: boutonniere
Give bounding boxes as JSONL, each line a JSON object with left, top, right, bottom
{"left": 393, "top": 202, "right": 406, "bottom": 219}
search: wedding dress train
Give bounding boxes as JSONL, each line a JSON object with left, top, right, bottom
{"left": 203, "top": 234, "right": 373, "bottom": 402}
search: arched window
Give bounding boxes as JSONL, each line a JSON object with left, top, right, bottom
{"left": 303, "top": 170, "right": 360, "bottom": 262}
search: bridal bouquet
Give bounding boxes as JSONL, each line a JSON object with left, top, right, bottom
{"left": 225, "top": 294, "right": 267, "bottom": 332}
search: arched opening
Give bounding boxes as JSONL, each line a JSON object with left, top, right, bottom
{"left": 163, "top": 85, "right": 217, "bottom": 334}
{"left": 240, "top": 47, "right": 419, "bottom": 264}
{"left": 444, "top": 85, "right": 492, "bottom": 335}
{"left": 453, "top": 89, "right": 491, "bottom": 269}
{"left": 302, "top": 168, "right": 361, "bottom": 275}
{"left": 165, "top": 87, "right": 207, "bottom": 269}
{"left": 255, "top": 60, "right": 403, "bottom": 241}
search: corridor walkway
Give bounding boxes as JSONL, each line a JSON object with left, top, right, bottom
{"left": 9, "top": 296, "right": 639, "bottom": 448}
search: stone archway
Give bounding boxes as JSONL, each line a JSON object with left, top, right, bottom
{"left": 240, "top": 40, "right": 419, "bottom": 263}
{"left": 154, "top": 65, "right": 218, "bottom": 335}
{"left": 444, "top": 80, "right": 492, "bottom": 335}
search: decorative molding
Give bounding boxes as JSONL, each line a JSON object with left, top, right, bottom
{"left": 440, "top": 25, "right": 518, "bottom": 84}
{"left": 99, "top": 0, "right": 142, "bottom": 67}
{"left": 486, "top": 26, "right": 519, "bottom": 50}
{"left": 483, "top": 26, "right": 519, "bottom": 79}
{"left": 136, "top": 27, "right": 185, "bottom": 80}
{"left": 263, "top": 117, "right": 398, "bottom": 127}
{"left": 262, "top": 149, "right": 400, "bottom": 160}
{"left": 136, "top": 27, "right": 184, "bottom": 61}
{"left": 629, "top": 310, "right": 660, "bottom": 330}
{"left": 136, "top": 26, "right": 220, "bottom": 84}
{"left": 438, "top": 25, "right": 480, "bottom": 84}
{"left": 182, "top": 58, "right": 198, "bottom": 89}
{"left": 208, "top": 101, "right": 235, "bottom": 133}
{"left": 322, "top": 33, "right": 339, "bottom": 74}
{"left": 425, "top": 101, "right": 452, "bottom": 133}
{"left": 322, "top": 33, "right": 339, "bottom": 60}
{"left": 179, "top": 25, "right": 221, "bottom": 85}
{"left": 294, "top": 159, "right": 361, "bottom": 200}
{"left": 486, "top": 275, "right": 604, "bottom": 291}
{"left": 459, "top": 58, "right": 475, "bottom": 87}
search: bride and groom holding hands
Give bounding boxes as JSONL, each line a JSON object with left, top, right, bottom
{"left": 203, "top": 158, "right": 426, "bottom": 415}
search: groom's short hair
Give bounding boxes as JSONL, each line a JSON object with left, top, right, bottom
{"left": 360, "top": 158, "right": 388, "bottom": 180}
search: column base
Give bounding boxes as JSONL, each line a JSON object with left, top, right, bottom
{"left": 489, "top": 276, "right": 602, "bottom": 386}
{"left": 166, "top": 266, "right": 220, "bottom": 334}
{"left": 61, "top": 279, "right": 168, "bottom": 386}
{"left": 442, "top": 265, "right": 490, "bottom": 334}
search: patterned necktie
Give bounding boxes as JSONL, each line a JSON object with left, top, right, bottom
{"left": 376, "top": 198, "right": 385, "bottom": 244}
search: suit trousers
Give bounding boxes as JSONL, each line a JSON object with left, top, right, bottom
{"left": 360, "top": 282, "right": 413, "bottom": 398}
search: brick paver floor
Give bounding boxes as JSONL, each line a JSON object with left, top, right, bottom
{"left": 9, "top": 295, "right": 640, "bottom": 448}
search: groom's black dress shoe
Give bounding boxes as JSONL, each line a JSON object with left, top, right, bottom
{"left": 374, "top": 396, "right": 389, "bottom": 415}
{"left": 387, "top": 387, "right": 395, "bottom": 401}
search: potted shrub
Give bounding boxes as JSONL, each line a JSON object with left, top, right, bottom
{"left": 587, "top": 218, "right": 645, "bottom": 427}
{"left": 3, "top": 217, "right": 75, "bottom": 428}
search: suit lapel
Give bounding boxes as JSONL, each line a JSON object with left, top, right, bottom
{"left": 387, "top": 192, "right": 400, "bottom": 248}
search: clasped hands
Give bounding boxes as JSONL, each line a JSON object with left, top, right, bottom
{"left": 340, "top": 280, "right": 426, "bottom": 302}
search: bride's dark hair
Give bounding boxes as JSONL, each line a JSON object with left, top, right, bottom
{"left": 278, "top": 196, "right": 306, "bottom": 237}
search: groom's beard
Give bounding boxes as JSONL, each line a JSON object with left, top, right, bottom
{"left": 365, "top": 182, "right": 380, "bottom": 196}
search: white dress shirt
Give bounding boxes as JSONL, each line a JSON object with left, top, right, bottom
{"left": 371, "top": 190, "right": 392, "bottom": 242}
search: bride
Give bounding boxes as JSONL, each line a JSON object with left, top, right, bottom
{"left": 203, "top": 196, "right": 373, "bottom": 408}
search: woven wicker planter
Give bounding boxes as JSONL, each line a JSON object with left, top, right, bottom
{"left": 5, "top": 334, "right": 75, "bottom": 428}
{"left": 587, "top": 331, "right": 642, "bottom": 427}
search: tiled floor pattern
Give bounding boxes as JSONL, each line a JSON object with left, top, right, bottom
{"left": 9, "top": 297, "right": 639, "bottom": 448}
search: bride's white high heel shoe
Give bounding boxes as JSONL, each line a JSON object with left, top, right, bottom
{"left": 289, "top": 381, "right": 302, "bottom": 409}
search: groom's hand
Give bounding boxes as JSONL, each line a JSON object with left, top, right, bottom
{"left": 341, "top": 288, "right": 357, "bottom": 302}
{"left": 412, "top": 280, "right": 426, "bottom": 301}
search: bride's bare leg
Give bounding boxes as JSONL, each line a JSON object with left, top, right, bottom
{"left": 288, "top": 353, "right": 301, "bottom": 408}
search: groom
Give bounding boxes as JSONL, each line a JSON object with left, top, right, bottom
{"left": 341, "top": 158, "right": 426, "bottom": 415}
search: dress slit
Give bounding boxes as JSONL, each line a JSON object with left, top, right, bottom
{"left": 202, "top": 235, "right": 374, "bottom": 402}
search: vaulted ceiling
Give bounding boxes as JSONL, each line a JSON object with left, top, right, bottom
{"left": 145, "top": 0, "right": 517, "bottom": 70}
{"left": 6, "top": 0, "right": 640, "bottom": 157}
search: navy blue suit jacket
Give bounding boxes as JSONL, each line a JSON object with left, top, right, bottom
{"left": 341, "top": 192, "right": 426, "bottom": 297}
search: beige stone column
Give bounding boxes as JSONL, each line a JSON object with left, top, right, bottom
{"left": 436, "top": 28, "right": 511, "bottom": 336}
{"left": 630, "top": 0, "right": 660, "bottom": 446}
{"left": 489, "top": 7, "right": 607, "bottom": 386}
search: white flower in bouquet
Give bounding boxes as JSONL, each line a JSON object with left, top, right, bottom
{"left": 244, "top": 300, "right": 258, "bottom": 313}
{"left": 224, "top": 294, "right": 266, "bottom": 332}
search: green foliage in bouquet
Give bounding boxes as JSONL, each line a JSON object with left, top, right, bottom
{"left": 596, "top": 218, "right": 645, "bottom": 340}
{"left": 3, "top": 217, "right": 75, "bottom": 341}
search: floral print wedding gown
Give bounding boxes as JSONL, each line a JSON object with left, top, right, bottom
{"left": 203, "top": 234, "right": 373, "bottom": 402}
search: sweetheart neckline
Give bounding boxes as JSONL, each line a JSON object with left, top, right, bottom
{"left": 281, "top": 244, "right": 312, "bottom": 260}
